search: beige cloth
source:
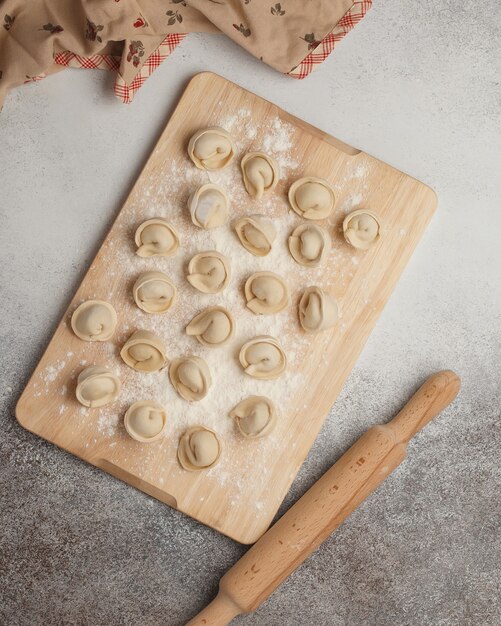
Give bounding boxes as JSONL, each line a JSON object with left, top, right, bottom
{"left": 0, "top": 0, "right": 356, "bottom": 105}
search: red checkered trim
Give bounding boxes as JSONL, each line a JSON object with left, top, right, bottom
{"left": 288, "top": 0, "right": 372, "bottom": 79}
{"left": 54, "top": 50, "right": 120, "bottom": 71}
{"left": 114, "top": 33, "right": 186, "bottom": 103}
{"left": 29, "top": 4, "right": 369, "bottom": 99}
{"left": 47, "top": 33, "right": 185, "bottom": 104}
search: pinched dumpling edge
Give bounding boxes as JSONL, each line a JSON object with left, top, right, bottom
{"left": 230, "top": 395, "right": 277, "bottom": 439}
{"left": 185, "top": 306, "right": 235, "bottom": 347}
{"left": 134, "top": 218, "right": 180, "bottom": 257}
{"left": 342, "top": 209, "right": 381, "bottom": 250}
{"left": 177, "top": 426, "right": 222, "bottom": 471}
{"left": 234, "top": 214, "right": 276, "bottom": 257}
{"left": 120, "top": 329, "right": 168, "bottom": 372}
{"left": 75, "top": 366, "right": 121, "bottom": 408}
{"left": 288, "top": 176, "right": 336, "bottom": 220}
{"left": 124, "top": 400, "right": 168, "bottom": 443}
{"left": 169, "top": 355, "right": 212, "bottom": 402}
{"left": 244, "top": 271, "right": 289, "bottom": 315}
{"left": 132, "top": 271, "right": 177, "bottom": 314}
{"left": 298, "top": 286, "right": 339, "bottom": 333}
{"left": 71, "top": 299, "right": 118, "bottom": 342}
{"left": 188, "top": 183, "right": 230, "bottom": 230}
{"left": 238, "top": 335, "right": 287, "bottom": 379}
{"left": 240, "top": 152, "right": 280, "bottom": 199}
{"left": 187, "top": 127, "right": 236, "bottom": 171}
{"left": 186, "top": 250, "right": 231, "bottom": 294}
{"left": 288, "top": 223, "right": 331, "bottom": 267}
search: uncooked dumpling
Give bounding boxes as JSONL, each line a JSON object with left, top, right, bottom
{"left": 343, "top": 209, "right": 381, "bottom": 250}
{"left": 124, "top": 401, "right": 167, "bottom": 443}
{"left": 288, "top": 223, "right": 331, "bottom": 267}
{"left": 134, "top": 218, "right": 179, "bottom": 257}
{"left": 169, "top": 356, "right": 212, "bottom": 401}
{"left": 71, "top": 300, "right": 117, "bottom": 342}
{"left": 244, "top": 272, "right": 289, "bottom": 314}
{"left": 186, "top": 251, "right": 230, "bottom": 294}
{"left": 234, "top": 214, "right": 276, "bottom": 257}
{"left": 120, "top": 330, "right": 167, "bottom": 372}
{"left": 188, "top": 184, "right": 229, "bottom": 229}
{"left": 299, "top": 286, "right": 339, "bottom": 333}
{"left": 239, "top": 335, "right": 286, "bottom": 379}
{"left": 177, "top": 426, "right": 222, "bottom": 471}
{"left": 133, "top": 271, "right": 176, "bottom": 314}
{"left": 288, "top": 177, "right": 336, "bottom": 220}
{"left": 188, "top": 127, "right": 235, "bottom": 170}
{"left": 241, "top": 152, "right": 279, "bottom": 199}
{"left": 75, "top": 366, "right": 121, "bottom": 408}
{"left": 230, "top": 396, "right": 276, "bottom": 438}
{"left": 186, "top": 307, "right": 234, "bottom": 347}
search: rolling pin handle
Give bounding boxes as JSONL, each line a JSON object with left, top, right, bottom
{"left": 388, "top": 370, "right": 460, "bottom": 444}
{"left": 185, "top": 371, "right": 460, "bottom": 626}
{"left": 185, "top": 591, "right": 241, "bottom": 626}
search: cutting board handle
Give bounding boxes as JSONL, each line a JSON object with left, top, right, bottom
{"left": 288, "top": 116, "right": 361, "bottom": 156}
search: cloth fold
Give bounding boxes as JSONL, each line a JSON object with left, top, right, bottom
{"left": 0, "top": 0, "right": 372, "bottom": 106}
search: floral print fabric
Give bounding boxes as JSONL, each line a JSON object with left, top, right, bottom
{"left": 0, "top": 0, "right": 368, "bottom": 106}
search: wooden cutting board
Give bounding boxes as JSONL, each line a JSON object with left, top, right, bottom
{"left": 16, "top": 72, "right": 437, "bottom": 544}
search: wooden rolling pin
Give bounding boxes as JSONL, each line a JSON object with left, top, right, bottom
{"left": 186, "top": 370, "right": 460, "bottom": 626}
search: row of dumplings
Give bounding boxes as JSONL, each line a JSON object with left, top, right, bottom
{"left": 136, "top": 197, "right": 380, "bottom": 276}
{"left": 122, "top": 396, "right": 275, "bottom": 471}
{"left": 72, "top": 364, "right": 275, "bottom": 475}
{"left": 131, "top": 263, "right": 337, "bottom": 331}
{"left": 187, "top": 126, "right": 381, "bottom": 250}
{"left": 140, "top": 126, "right": 380, "bottom": 251}
{"left": 182, "top": 126, "right": 380, "bottom": 469}
{"left": 136, "top": 214, "right": 337, "bottom": 266}
{"left": 70, "top": 301, "right": 287, "bottom": 381}
{"left": 74, "top": 364, "right": 270, "bottom": 472}
{"left": 69, "top": 295, "right": 282, "bottom": 470}
{"left": 71, "top": 258, "right": 339, "bottom": 345}
{"left": 67, "top": 126, "right": 382, "bottom": 472}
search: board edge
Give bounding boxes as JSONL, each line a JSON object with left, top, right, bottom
{"left": 14, "top": 71, "right": 439, "bottom": 545}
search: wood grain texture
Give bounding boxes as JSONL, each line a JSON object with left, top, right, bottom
{"left": 186, "top": 371, "right": 461, "bottom": 626}
{"left": 15, "top": 73, "right": 437, "bottom": 544}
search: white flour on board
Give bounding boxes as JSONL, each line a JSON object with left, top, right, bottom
{"left": 34, "top": 109, "right": 373, "bottom": 512}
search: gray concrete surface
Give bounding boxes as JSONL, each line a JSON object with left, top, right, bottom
{"left": 1, "top": 1, "right": 500, "bottom": 624}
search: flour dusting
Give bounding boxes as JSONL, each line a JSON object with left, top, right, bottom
{"left": 33, "top": 107, "right": 374, "bottom": 521}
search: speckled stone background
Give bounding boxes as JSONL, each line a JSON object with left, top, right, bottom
{"left": 1, "top": 1, "right": 500, "bottom": 625}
